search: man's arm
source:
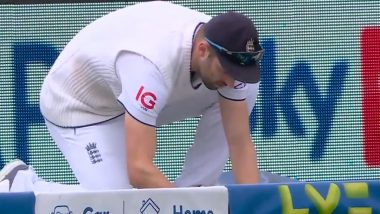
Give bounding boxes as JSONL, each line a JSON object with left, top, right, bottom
{"left": 219, "top": 96, "right": 260, "bottom": 184}
{"left": 125, "top": 113, "right": 174, "bottom": 188}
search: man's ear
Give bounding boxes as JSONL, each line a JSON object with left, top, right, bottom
{"left": 197, "top": 40, "right": 209, "bottom": 57}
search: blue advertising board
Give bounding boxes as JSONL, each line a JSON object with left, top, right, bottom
{"left": 227, "top": 181, "right": 380, "bottom": 214}
{"left": 0, "top": 192, "right": 35, "bottom": 214}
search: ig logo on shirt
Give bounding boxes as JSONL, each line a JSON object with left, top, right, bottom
{"left": 136, "top": 85, "right": 157, "bottom": 110}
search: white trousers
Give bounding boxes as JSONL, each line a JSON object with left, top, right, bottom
{"left": 26, "top": 84, "right": 259, "bottom": 191}
{"left": 45, "top": 116, "right": 130, "bottom": 190}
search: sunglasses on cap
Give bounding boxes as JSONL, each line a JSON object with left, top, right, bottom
{"left": 205, "top": 38, "right": 264, "bottom": 66}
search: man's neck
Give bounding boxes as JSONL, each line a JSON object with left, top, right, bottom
{"left": 190, "top": 23, "right": 204, "bottom": 73}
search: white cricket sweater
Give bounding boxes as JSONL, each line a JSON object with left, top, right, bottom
{"left": 39, "top": 1, "right": 211, "bottom": 127}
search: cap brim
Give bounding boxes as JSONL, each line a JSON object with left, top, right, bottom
{"left": 216, "top": 53, "right": 261, "bottom": 84}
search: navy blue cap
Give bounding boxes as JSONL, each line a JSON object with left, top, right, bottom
{"left": 204, "top": 12, "right": 264, "bottom": 83}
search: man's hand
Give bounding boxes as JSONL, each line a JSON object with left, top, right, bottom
{"left": 125, "top": 113, "right": 174, "bottom": 188}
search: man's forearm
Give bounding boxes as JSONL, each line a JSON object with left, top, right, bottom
{"left": 230, "top": 141, "right": 260, "bottom": 184}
